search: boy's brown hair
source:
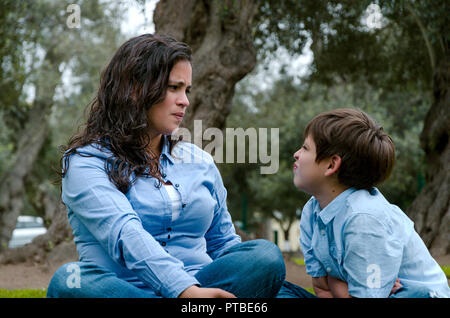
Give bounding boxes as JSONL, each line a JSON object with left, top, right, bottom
{"left": 304, "top": 108, "right": 395, "bottom": 190}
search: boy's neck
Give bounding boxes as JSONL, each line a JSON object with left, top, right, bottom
{"left": 314, "top": 183, "right": 349, "bottom": 210}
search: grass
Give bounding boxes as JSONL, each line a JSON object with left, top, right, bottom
{"left": 0, "top": 261, "right": 447, "bottom": 298}
{"left": 441, "top": 265, "right": 450, "bottom": 278}
{"left": 291, "top": 257, "right": 305, "bottom": 266}
{"left": 0, "top": 288, "right": 47, "bottom": 298}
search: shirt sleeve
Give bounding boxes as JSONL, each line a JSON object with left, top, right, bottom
{"left": 204, "top": 163, "right": 241, "bottom": 260}
{"left": 62, "top": 153, "right": 199, "bottom": 298}
{"left": 299, "top": 198, "right": 327, "bottom": 277}
{"left": 342, "top": 213, "right": 403, "bottom": 298}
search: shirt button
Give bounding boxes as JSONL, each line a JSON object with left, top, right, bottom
{"left": 175, "top": 184, "right": 179, "bottom": 188}
{"left": 182, "top": 203, "right": 186, "bottom": 208}
{"left": 161, "top": 242, "right": 166, "bottom": 246}
{"left": 167, "top": 235, "right": 171, "bottom": 239}
{"left": 326, "top": 267, "right": 331, "bottom": 272}
{"left": 320, "top": 229, "right": 326, "bottom": 236}
{"left": 167, "top": 227, "right": 172, "bottom": 232}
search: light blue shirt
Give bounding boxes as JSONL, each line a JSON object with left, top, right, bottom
{"left": 300, "top": 187, "right": 450, "bottom": 298}
{"left": 62, "top": 135, "right": 241, "bottom": 298}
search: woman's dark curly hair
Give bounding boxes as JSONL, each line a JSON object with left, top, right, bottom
{"left": 60, "top": 34, "right": 192, "bottom": 193}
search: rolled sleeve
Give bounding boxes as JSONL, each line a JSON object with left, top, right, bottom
{"left": 300, "top": 199, "right": 327, "bottom": 277}
{"left": 342, "top": 214, "right": 402, "bottom": 298}
{"left": 63, "top": 153, "right": 199, "bottom": 298}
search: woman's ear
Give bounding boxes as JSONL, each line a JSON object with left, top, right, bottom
{"left": 324, "top": 155, "right": 342, "bottom": 177}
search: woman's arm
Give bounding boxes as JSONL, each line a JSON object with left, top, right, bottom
{"left": 204, "top": 162, "right": 241, "bottom": 259}
{"left": 62, "top": 153, "right": 199, "bottom": 298}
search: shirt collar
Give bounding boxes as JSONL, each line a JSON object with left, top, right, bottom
{"left": 160, "top": 135, "right": 175, "bottom": 164}
{"left": 315, "top": 188, "right": 357, "bottom": 225}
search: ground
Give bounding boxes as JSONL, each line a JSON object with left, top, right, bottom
{"left": 0, "top": 250, "right": 448, "bottom": 291}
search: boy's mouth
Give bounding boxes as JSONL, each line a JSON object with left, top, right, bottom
{"left": 293, "top": 163, "right": 298, "bottom": 171}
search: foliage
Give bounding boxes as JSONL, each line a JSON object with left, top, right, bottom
{"left": 0, "top": 0, "right": 127, "bottom": 216}
{"left": 254, "top": 0, "right": 448, "bottom": 91}
{"left": 222, "top": 72, "right": 429, "bottom": 235}
{"left": 219, "top": 0, "right": 447, "bottom": 237}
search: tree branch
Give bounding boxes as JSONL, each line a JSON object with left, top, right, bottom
{"left": 405, "top": 2, "right": 435, "bottom": 72}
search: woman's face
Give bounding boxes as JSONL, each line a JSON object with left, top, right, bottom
{"left": 147, "top": 60, "right": 192, "bottom": 138}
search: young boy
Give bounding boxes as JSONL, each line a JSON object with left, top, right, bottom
{"left": 293, "top": 108, "right": 449, "bottom": 298}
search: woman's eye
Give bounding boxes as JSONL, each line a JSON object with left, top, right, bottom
{"left": 186, "top": 89, "right": 191, "bottom": 95}
{"left": 168, "top": 85, "right": 178, "bottom": 90}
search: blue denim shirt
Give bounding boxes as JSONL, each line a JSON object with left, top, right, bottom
{"left": 62, "top": 135, "right": 241, "bottom": 298}
{"left": 300, "top": 188, "right": 450, "bottom": 298}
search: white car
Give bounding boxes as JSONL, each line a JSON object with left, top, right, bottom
{"left": 8, "top": 215, "right": 47, "bottom": 248}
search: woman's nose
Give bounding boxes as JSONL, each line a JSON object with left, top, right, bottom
{"left": 178, "top": 93, "right": 189, "bottom": 108}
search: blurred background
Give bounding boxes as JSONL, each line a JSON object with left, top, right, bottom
{"left": 0, "top": 0, "right": 448, "bottom": 290}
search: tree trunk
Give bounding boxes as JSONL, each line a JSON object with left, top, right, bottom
{"left": 406, "top": 58, "right": 450, "bottom": 256}
{"left": 0, "top": 102, "right": 52, "bottom": 250}
{"left": 153, "top": 0, "right": 258, "bottom": 133}
{"left": 0, "top": 182, "right": 74, "bottom": 264}
{"left": 0, "top": 48, "right": 62, "bottom": 252}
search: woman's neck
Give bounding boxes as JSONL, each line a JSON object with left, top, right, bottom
{"left": 148, "top": 133, "right": 163, "bottom": 159}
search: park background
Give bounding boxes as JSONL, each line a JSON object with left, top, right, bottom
{"left": 0, "top": 0, "right": 448, "bottom": 296}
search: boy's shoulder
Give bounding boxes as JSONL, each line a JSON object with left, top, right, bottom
{"left": 346, "top": 188, "right": 391, "bottom": 213}
{"left": 344, "top": 188, "right": 414, "bottom": 237}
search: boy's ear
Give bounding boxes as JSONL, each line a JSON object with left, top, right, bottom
{"left": 324, "top": 155, "right": 342, "bottom": 177}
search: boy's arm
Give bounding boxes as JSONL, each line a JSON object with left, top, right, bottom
{"left": 319, "top": 276, "right": 400, "bottom": 298}
{"left": 312, "top": 276, "right": 334, "bottom": 298}
{"left": 327, "top": 276, "right": 351, "bottom": 298}
{"left": 342, "top": 214, "right": 404, "bottom": 297}
{"left": 313, "top": 276, "right": 352, "bottom": 298}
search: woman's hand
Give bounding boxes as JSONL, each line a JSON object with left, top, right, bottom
{"left": 178, "top": 285, "right": 236, "bottom": 298}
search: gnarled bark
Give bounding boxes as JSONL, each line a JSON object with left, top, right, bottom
{"left": 407, "top": 58, "right": 450, "bottom": 256}
{"left": 154, "top": 0, "right": 258, "bottom": 133}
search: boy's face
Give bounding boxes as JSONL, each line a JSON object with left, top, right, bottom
{"left": 293, "top": 135, "right": 329, "bottom": 195}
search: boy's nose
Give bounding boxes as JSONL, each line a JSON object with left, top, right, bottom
{"left": 293, "top": 150, "right": 300, "bottom": 160}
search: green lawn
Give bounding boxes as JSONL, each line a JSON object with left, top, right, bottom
{"left": 0, "top": 261, "right": 448, "bottom": 298}
{"left": 0, "top": 288, "right": 47, "bottom": 298}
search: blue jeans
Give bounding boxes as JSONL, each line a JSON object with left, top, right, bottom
{"left": 47, "top": 239, "right": 314, "bottom": 298}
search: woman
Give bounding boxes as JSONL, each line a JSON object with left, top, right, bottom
{"left": 47, "top": 34, "right": 288, "bottom": 298}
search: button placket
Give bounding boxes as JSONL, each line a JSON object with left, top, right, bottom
{"left": 172, "top": 182, "right": 187, "bottom": 212}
